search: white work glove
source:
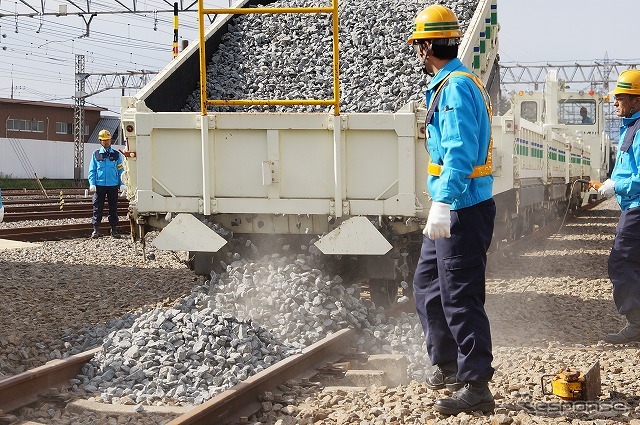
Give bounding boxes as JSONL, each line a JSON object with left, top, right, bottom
{"left": 598, "top": 179, "right": 615, "bottom": 198}
{"left": 89, "top": 185, "right": 96, "bottom": 193}
{"left": 424, "top": 201, "right": 451, "bottom": 239}
{"left": 120, "top": 185, "right": 126, "bottom": 194}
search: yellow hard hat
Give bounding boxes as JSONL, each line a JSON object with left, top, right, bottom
{"left": 407, "top": 4, "right": 462, "bottom": 44}
{"left": 98, "top": 129, "right": 111, "bottom": 140}
{"left": 610, "top": 69, "right": 640, "bottom": 96}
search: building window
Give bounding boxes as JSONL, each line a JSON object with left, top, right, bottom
{"left": 55, "top": 122, "right": 89, "bottom": 135}
{"left": 7, "top": 118, "right": 44, "bottom": 132}
{"left": 56, "top": 122, "right": 73, "bottom": 134}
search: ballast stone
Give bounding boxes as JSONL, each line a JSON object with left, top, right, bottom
{"left": 76, "top": 251, "right": 434, "bottom": 406}
{"left": 183, "top": 0, "right": 479, "bottom": 113}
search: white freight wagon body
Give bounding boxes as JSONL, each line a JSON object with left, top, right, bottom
{"left": 122, "top": 0, "right": 500, "bottom": 258}
{"left": 126, "top": 110, "right": 421, "bottom": 220}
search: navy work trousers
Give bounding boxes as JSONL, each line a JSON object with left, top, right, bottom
{"left": 413, "top": 198, "right": 496, "bottom": 382}
{"left": 608, "top": 206, "right": 640, "bottom": 315}
{"left": 92, "top": 185, "right": 119, "bottom": 228}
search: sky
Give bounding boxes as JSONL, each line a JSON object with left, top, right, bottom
{"left": 1, "top": 0, "right": 640, "bottom": 114}
{"left": 498, "top": 0, "right": 640, "bottom": 65}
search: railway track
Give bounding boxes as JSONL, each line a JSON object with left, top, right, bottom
{"left": 1, "top": 188, "right": 89, "bottom": 198}
{"left": 1, "top": 196, "right": 131, "bottom": 240}
{"left": 3, "top": 205, "right": 129, "bottom": 222}
{"left": 2, "top": 198, "right": 88, "bottom": 206}
{"left": 0, "top": 222, "right": 130, "bottom": 241}
{"left": 0, "top": 329, "right": 403, "bottom": 424}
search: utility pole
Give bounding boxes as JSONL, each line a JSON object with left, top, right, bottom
{"left": 73, "top": 55, "right": 157, "bottom": 185}
{"left": 73, "top": 54, "right": 86, "bottom": 184}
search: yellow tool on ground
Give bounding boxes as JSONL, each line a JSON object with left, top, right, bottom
{"left": 541, "top": 361, "right": 601, "bottom": 401}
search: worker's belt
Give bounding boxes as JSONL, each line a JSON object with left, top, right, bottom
{"left": 428, "top": 138, "right": 493, "bottom": 178}
{"left": 426, "top": 71, "right": 493, "bottom": 179}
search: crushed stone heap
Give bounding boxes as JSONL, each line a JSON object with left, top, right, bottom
{"left": 183, "top": 0, "right": 479, "bottom": 113}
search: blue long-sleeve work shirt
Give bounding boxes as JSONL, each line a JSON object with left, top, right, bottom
{"left": 425, "top": 58, "right": 493, "bottom": 210}
{"left": 88, "top": 147, "right": 124, "bottom": 187}
{"left": 612, "top": 110, "right": 640, "bottom": 211}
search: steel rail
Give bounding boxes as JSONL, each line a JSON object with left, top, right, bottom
{"left": 0, "top": 222, "right": 130, "bottom": 241}
{"left": 2, "top": 199, "right": 89, "bottom": 206}
{"left": 168, "top": 328, "right": 354, "bottom": 425}
{"left": 4, "top": 201, "right": 129, "bottom": 211}
{"left": 5, "top": 202, "right": 96, "bottom": 210}
{"left": 0, "top": 329, "right": 353, "bottom": 422}
{"left": 4, "top": 207, "right": 128, "bottom": 222}
{"left": 2, "top": 199, "right": 129, "bottom": 207}
{"left": 0, "top": 348, "right": 100, "bottom": 413}
{"left": 1, "top": 189, "right": 89, "bottom": 197}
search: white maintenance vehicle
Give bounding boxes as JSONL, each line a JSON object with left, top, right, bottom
{"left": 491, "top": 70, "right": 610, "bottom": 242}
{"left": 121, "top": 0, "right": 606, "bottom": 302}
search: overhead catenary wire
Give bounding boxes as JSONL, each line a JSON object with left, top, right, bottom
{"left": 0, "top": 13, "right": 181, "bottom": 58}
{"left": 0, "top": 2, "right": 200, "bottom": 51}
{"left": 0, "top": 0, "right": 211, "bottom": 109}
{"left": 7, "top": 137, "right": 39, "bottom": 183}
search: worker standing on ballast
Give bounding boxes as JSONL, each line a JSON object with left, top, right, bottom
{"left": 88, "top": 129, "right": 125, "bottom": 239}
{"left": 408, "top": 4, "right": 496, "bottom": 416}
{"left": 594, "top": 69, "right": 640, "bottom": 344}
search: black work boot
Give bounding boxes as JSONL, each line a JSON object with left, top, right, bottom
{"left": 605, "top": 310, "right": 640, "bottom": 344}
{"left": 426, "top": 362, "right": 463, "bottom": 391}
{"left": 110, "top": 227, "right": 121, "bottom": 239}
{"left": 91, "top": 227, "right": 100, "bottom": 239}
{"left": 434, "top": 381, "right": 495, "bottom": 416}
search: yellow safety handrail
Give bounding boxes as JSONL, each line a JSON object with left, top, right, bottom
{"left": 197, "top": 1, "right": 340, "bottom": 116}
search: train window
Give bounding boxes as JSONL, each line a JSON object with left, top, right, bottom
{"left": 520, "top": 101, "right": 538, "bottom": 122}
{"left": 557, "top": 99, "right": 596, "bottom": 125}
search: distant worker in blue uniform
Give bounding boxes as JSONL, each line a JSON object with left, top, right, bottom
{"left": 88, "top": 129, "right": 124, "bottom": 239}
{"left": 595, "top": 69, "right": 640, "bottom": 344}
{"left": 408, "top": 4, "right": 496, "bottom": 416}
{"left": 580, "top": 107, "right": 593, "bottom": 124}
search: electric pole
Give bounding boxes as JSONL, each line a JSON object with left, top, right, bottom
{"left": 73, "top": 54, "right": 86, "bottom": 184}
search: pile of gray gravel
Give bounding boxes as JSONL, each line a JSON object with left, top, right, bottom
{"left": 75, "top": 250, "right": 430, "bottom": 406}
{"left": 77, "top": 289, "right": 300, "bottom": 405}
{"left": 183, "top": 0, "right": 479, "bottom": 113}
{"left": 206, "top": 251, "right": 429, "bottom": 379}
{"left": 0, "top": 233, "right": 196, "bottom": 378}
{"left": 207, "top": 252, "right": 379, "bottom": 347}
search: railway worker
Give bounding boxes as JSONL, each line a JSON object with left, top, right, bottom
{"left": 597, "top": 69, "right": 640, "bottom": 344}
{"left": 580, "top": 107, "right": 593, "bottom": 124}
{"left": 88, "top": 129, "right": 124, "bottom": 239}
{"left": 408, "top": 4, "right": 496, "bottom": 416}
